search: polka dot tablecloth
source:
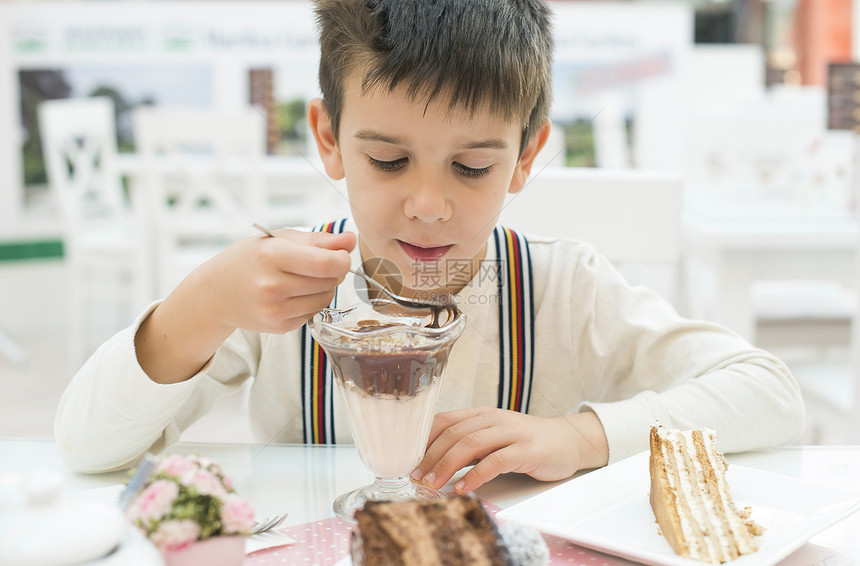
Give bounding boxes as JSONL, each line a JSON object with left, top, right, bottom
{"left": 245, "top": 515, "right": 350, "bottom": 565}
{"left": 244, "top": 502, "right": 619, "bottom": 566}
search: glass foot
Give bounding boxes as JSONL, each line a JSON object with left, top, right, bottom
{"left": 333, "top": 475, "right": 446, "bottom": 523}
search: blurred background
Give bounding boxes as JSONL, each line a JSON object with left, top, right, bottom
{"left": 1, "top": 0, "right": 858, "bottom": 446}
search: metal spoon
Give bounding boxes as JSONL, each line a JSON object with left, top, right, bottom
{"left": 252, "top": 224, "right": 460, "bottom": 327}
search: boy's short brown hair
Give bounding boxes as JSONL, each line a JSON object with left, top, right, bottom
{"left": 314, "top": 0, "right": 553, "bottom": 151}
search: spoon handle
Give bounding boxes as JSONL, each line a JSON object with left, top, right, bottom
{"left": 349, "top": 268, "right": 391, "bottom": 296}
{"left": 252, "top": 223, "right": 276, "bottom": 238}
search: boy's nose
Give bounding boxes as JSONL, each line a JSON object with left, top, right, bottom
{"left": 404, "top": 181, "right": 452, "bottom": 222}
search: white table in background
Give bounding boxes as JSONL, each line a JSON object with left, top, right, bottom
{"left": 682, "top": 212, "right": 859, "bottom": 343}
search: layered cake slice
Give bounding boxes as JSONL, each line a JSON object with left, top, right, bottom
{"left": 351, "top": 495, "right": 548, "bottom": 566}
{"left": 649, "top": 426, "right": 760, "bottom": 564}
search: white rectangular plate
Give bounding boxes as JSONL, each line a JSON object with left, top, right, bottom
{"left": 497, "top": 451, "right": 860, "bottom": 566}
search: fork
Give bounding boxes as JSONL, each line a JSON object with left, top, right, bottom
{"left": 250, "top": 512, "right": 289, "bottom": 535}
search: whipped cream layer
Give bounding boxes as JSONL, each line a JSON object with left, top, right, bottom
{"left": 341, "top": 377, "right": 442, "bottom": 478}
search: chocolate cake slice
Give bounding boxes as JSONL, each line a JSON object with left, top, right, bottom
{"left": 352, "top": 495, "right": 515, "bottom": 566}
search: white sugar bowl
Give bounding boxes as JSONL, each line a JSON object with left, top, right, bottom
{"left": 0, "top": 469, "right": 164, "bottom": 566}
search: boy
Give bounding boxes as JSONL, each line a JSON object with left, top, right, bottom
{"left": 56, "top": 0, "right": 804, "bottom": 496}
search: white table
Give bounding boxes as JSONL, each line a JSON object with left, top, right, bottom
{"left": 682, "top": 212, "right": 859, "bottom": 343}
{"left": 1, "top": 439, "right": 859, "bottom": 564}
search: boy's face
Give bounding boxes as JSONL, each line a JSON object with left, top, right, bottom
{"left": 310, "top": 73, "right": 548, "bottom": 295}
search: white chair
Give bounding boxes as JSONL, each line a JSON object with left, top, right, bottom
{"left": 39, "top": 97, "right": 151, "bottom": 364}
{"left": 788, "top": 201, "right": 860, "bottom": 445}
{"left": 789, "top": 231, "right": 860, "bottom": 445}
{"left": 499, "top": 167, "right": 685, "bottom": 309}
{"left": 133, "top": 106, "right": 267, "bottom": 297}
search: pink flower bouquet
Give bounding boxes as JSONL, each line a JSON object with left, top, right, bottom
{"left": 125, "top": 454, "right": 256, "bottom": 553}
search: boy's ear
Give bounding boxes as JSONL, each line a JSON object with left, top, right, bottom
{"left": 508, "top": 119, "right": 552, "bottom": 195}
{"left": 308, "top": 98, "right": 345, "bottom": 180}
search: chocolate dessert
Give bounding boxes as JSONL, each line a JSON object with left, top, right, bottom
{"left": 326, "top": 347, "right": 448, "bottom": 398}
{"left": 351, "top": 496, "right": 515, "bottom": 566}
{"left": 324, "top": 317, "right": 454, "bottom": 398}
{"left": 354, "top": 319, "right": 419, "bottom": 332}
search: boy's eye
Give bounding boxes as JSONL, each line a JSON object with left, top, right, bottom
{"left": 368, "top": 156, "right": 408, "bottom": 172}
{"left": 453, "top": 162, "right": 492, "bottom": 179}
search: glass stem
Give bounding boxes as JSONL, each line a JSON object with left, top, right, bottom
{"left": 372, "top": 475, "right": 411, "bottom": 495}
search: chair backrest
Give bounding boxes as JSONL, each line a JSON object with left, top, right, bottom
{"left": 133, "top": 106, "right": 266, "bottom": 295}
{"left": 38, "top": 97, "right": 127, "bottom": 245}
{"left": 499, "top": 166, "right": 684, "bottom": 307}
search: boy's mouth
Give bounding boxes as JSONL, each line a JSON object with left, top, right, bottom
{"left": 398, "top": 240, "right": 454, "bottom": 262}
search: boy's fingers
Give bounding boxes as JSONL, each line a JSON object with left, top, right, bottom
{"left": 417, "top": 424, "right": 510, "bottom": 489}
{"left": 308, "top": 230, "right": 357, "bottom": 252}
{"left": 263, "top": 227, "right": 356, "bottom": 253}
{"left": 265, "top": 311, "right": 329, "bottom": 335}
{"left": 421, "top": 412, "right": 489, "bottom": 469}
{"left": 414, "top": 408, "right": 497, "bottom": 482}
{"left": 258, "top": 273, "right": 343, "bottom": 299}
{"left": 279, "top": 228, "right": 356, "bottom": 252}
{"left": 259, "top": 289, "right": 336, "bottom": 331}
{"left": 426, "top": 407, "right": 487, "bottom": 445}
{"left": 282, "top": 289, "right": 339, "bottom": 318}
{"left": 454, "top": 446, "right": 523, "bottom": 494}
{"left": 262, "top": 238, "right": 352, "bottom": 278}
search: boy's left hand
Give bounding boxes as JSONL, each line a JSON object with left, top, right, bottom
{"left": 411, "top": 407, "right": 609, "bottom": 494}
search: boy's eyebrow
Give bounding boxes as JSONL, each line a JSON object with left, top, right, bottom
{"left": 354, "top": 129, "right": 509, "bottom": 150}
{"left": 458, "top": 138, "right": 509, "bottom": 150}
{"left": 355, "top": 130, "right": 404, "bottom": 145}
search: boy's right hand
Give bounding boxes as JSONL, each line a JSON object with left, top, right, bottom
{"left": 191, "top": 227, "right": 356, "bottom": 334}
{"left": 135, "top": 228, "right": 356, "bottom": 384}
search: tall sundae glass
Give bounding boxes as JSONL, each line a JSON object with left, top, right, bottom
{"left": 308, "top": 300, "right": 465, "bottom": 521}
